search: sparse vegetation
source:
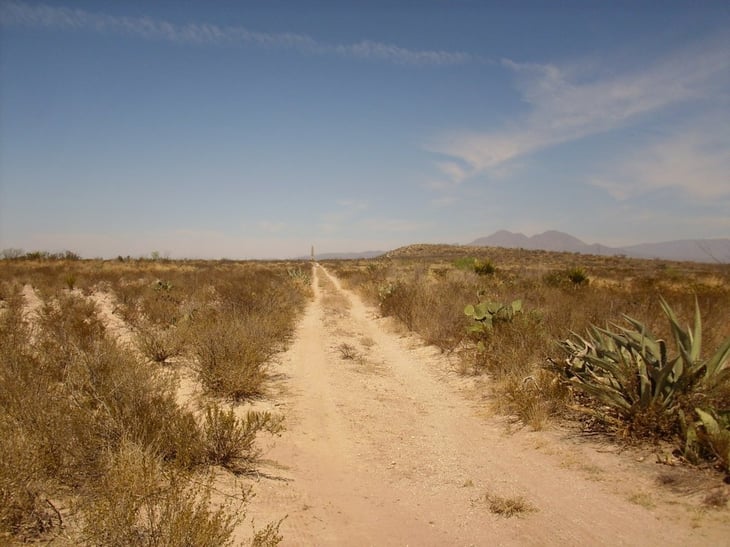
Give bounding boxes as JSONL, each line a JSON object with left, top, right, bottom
{"left": 0, "top": 257, "right": 310, "bottom": 543}
{"left": 326, "top": 245, "right": 730, "bottom": 469}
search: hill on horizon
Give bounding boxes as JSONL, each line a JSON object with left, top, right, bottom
{"left": 469, "top": 230, "right": 730, "bottom": 263}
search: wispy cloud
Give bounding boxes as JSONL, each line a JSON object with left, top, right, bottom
{"left": 428, "top": 33, "right": 730, "bottom": 180}
{"left": 591, "top": 116, "right": 730, "bottom": 202}
{"left": 0, "top": 1, "right": 471, "bottom": 66}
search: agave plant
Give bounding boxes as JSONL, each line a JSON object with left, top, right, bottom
{"left": 557, "top": 297, "right": 730, "bottom": 421}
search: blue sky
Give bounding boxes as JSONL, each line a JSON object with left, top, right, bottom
{"left": 1, "top": 1, "right": 728, "bottom": 258}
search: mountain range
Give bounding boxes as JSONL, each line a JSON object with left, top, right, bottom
{"left": 469, "top": 230, "right": 730, "bottom": 263}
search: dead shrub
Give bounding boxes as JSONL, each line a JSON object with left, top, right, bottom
{"left": 337, "top": 342, "right": 358, "bottom": 360}
{"left": 204, "top": 405, "right": 284, "bottom": 471}
{"left": 81, "top": 441, "right": 239, "bottom": 547}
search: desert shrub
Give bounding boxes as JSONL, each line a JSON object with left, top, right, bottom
{"left": 473, "top": 259, "right": 496, "bottom": 276}
{"left": 81, "top": 441, "right": 238, "bottom": 547}
{"left": 0, "top": 259, "right": 310, "bottom": 542}
{"left": 0, "top": 421, "right": 54, "bottom": 539}
{"left": 543, "top": 267, "right": 589, "bottom": 288}
{"left": 251, "top": 519, "right": 285, "bottom": 547}
{"left": 377, "top": 275, "right": 466, "bottom": 349}
{"left": 378, "top": 280, "right": 418, "bottom": 329}
{"left": 192, "top": 314, "right": 273, "bottom": 401}
{"left": 204, "top": 405, "right": 284, "bottom": 471}
{"left": 452, "top": 256, "right": 495, "bottom": 275}
{"left": 36, "top": 292, "right": 106, "bottom": 361}
{"left": 138, "top": 280, "right": 184, "bottom": 327}
{"left": 134, "top": 323, "right": 186, "bottom": 364}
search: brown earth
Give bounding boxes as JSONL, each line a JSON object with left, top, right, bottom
{"left": 230, "top": 264, "right": 730, "bottom": 546}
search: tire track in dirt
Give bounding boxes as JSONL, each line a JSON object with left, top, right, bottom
{"left": 240, "top": 264, "right": 729, "bottom": 546}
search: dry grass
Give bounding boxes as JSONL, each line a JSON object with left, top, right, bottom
{"left": 326, "top": 249, "right": 730, "bottom": 466}
{"left": 480, "top": 492, "right": 537, "bottom": 517}
{"left": 0, "top": 258, "right": 310, "bottom": 544}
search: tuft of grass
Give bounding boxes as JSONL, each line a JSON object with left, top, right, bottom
{"left": 494, "top": 369, "right": 570, "bottom": 430}
{"left": 482, "top": 492, "right": 537, "bottom": 517}
{"left": 627, "top": 491, "right": 656, "bottom": 509}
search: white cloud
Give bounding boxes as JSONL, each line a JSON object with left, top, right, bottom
{"left": 336, "top": 40, "right": 471, "bottom": 66}
{"left": 591, "top": 117, "right": 730, "bottom": 202}
{"left": 0, "top": 1, "right": 471, "bottom": 66}
{"left": 436, "top": 161, "right": 470, "bottom": 185}
{"left": 428, "top": 33, "right": 730, "bottom": 179}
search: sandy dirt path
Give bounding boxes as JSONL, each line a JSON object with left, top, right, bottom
{"left": 239, "top": 264, "right": 729, "bottom": 546}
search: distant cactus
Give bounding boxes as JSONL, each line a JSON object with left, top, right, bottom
{"left": 464, "top": 299, "right": 522, "bottom": 332}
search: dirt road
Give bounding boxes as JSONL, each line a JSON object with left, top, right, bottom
{"left": 239, "top": 264, "right": 729, "bottom": 546}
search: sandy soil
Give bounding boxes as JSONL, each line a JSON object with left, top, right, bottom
{"left": 235, "top": 264, "right": 730, "bottom": 546}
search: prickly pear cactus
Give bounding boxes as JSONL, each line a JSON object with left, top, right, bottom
{"left": 465, "top": 299, "right": 522, "bottom": 332}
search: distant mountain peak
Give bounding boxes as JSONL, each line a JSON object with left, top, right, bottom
{"left": 468, "top": 230, "right": 730, "bottom": 263}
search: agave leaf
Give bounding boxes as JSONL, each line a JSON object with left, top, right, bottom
{"left": 660, "top": 296, "right": 696, "bottom": 364}
{"left": 618, "top": 323, "right": 662, "bottom": 362}
{"left": 695, "top": 408, "right": 721, "bottom": 437}
{"left": 570, "top": 377, "right": 632, "bottom": 414}
{"left": 704, "top": 336, "right": 730, "bottom": 381}
{"left": 690, "top": 297, "right": 702, "bottom": 364}
{"left": 652, "top": 353, "right": 681, "bottom": 403}
{"left": 637, "top": 354, "right": 653, "bottom": 407}
{"left": 623, "top": 315, "right": 657, "bottom": 341}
